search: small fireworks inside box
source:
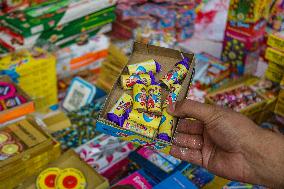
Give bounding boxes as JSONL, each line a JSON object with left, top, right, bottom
{"left": 0, "top": 117, "right": 61, "bottom": 189}
{"left": 205, "top": 84, "right": 267, "bottom": 118}
{"left": 96, "top": 42, "right": 195, "bottom": 154}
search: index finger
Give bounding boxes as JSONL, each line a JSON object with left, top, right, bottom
{"left": 167, "top": 100, "right": 221, "bottom": 122}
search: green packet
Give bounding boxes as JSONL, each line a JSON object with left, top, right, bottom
{"left": 2, "top": 0, "right": 117, "bottom": 37}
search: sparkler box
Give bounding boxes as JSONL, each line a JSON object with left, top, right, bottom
{"left": 95, "top": 42, "right": 195, "bottom": 154}
{"left": 17, "top": 149, "right": 109, "bottom": 189}
{"left": 221, "top": 27, "right": 264, "bottom": 75}
{"left": 228, "top": 0, "right": 272, "bottom": 23}
{"left": 0, "top": 117, "right": 61, "bottom": 189}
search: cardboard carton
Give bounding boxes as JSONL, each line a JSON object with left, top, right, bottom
{"left": 16, "top": 150, "right": 109, "bottom": 189}
{"left": 96, "top": 42, "right": 195, "bottom": 154}
{"left": 0, "top": 117, "right": 61, "bottom": 189}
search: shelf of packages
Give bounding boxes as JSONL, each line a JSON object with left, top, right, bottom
{"left": 0, "top": 48, "right": 57, "bottom": 111}
{"left": 0, "top": 10, "right": 116, "bottom": 52}
{"left": 0, "top": 0, "right": 117, "bottom": 37}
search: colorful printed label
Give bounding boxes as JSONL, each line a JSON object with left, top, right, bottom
{"left": 128, "top": 59, "right": 157, "bottom": 75}
{"left": 121, "top": 74, "right": 151, "bottom": 90}
{"left": 129, "top": 110, "right": 161, "bottom": 130}
{"left": 109, "top": 93, "right": 133, "bottom": 117}
{"left": 133, "top": 83, "right": 147, "bottom": 112}
{"left": 147, "top": 84, "right": 162, "bottom": 114}
{"left": 123, "top": 120, "right": 156, "bottom": 138}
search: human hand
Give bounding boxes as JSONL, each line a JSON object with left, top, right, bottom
{"left": 168, "top": 100, "right": 284, "bottom": 188}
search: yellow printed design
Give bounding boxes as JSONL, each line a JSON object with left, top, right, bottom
{"left": 128, "top": 109, "right": 161, "bottom": 129}
{"left": 36, "top": 168, "right": 61, "bottom": 189}
{"left": 128, "top": 59, "right": 157, "bottom": 75}
{"left": 165, "top": 84, "right": 182, "bottom": 107}
{"left": 160, "top": 63, "right": 188, "bottom": 89}
{"left": 109, "top": 93, "right": 133, "bottom": 116}
{"left": 147, "top": 84, "right": 162, "bottom": 114}
{"left": 133, "top": 83, "right": 147, "bottom": 112}
{"left": 121, "top": 74, "right": 151, "bottom": 90}
{"left": 157, "top": 108, "right": 174, "bottom": 142}
{"left": 56, "top": 168, "right": 86, "bottom": 189}
{"left": 123, "top": 120, "right": 156, "bottom": 138}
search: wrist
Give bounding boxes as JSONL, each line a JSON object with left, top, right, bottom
{"left": 242, "top": 128, "right": 284, "bottom": 188}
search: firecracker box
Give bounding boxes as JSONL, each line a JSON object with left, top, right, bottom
{"left": 75, "top": 134, "right": 135, "bottom": 173}
{"left": 194, "top": 53, "right": 230, "bottom": 90}
{"left": 265, "top": 61, "right": 284, "bottom": 83}
{"left": 0, "top": 0, "right": 117, "bottom": 37}
{"left": 97, "top": 44, "right": 129, "bottom": 92}
{"left": 205, "top": 84, "right": 267, "bottom": 117}
{"left": 129, "top": 147, "right": 189, "bottom": 181}
{"left": 228, "top": 0, "right": 273, "bottom": 23}
{"left": 2, "top": 0, "right": 57, "bottom": 13}
{"left": 265, "top": 47, "right": 284, "bottom": 67}
{"left": 0, "top": 76, "right": 34, "bottom": 124}
{"left": 0, "top": 6, "right": 116, "bottom": 52}
{"left": 0, "top": 117, "right": 61, "bottom": 189}
{"left": 42, "top": 111, "right": 71, "bottom": 133}
{"left": 56, "top": 34, "right": 109, "bottom": 79}
{"left": 153, "top": 171, "right": 197, "bottom": 189}
{"left": 221, "top": 27, "right": 264, "bottom": 75}
{"left": 0, "top": 47, "right": 57, "bottom": 112}
{"left": 268, "top": 0, "right": 284, "bottom": 32}
{"left": 275, "top": 90, "right": 284, "bottom": 117}
{"left": 95, "top": 42, "right": 195, "bottom": 154}
{"left": 226, "top": 19, "right": 267, "bottom": 36}
{"left": 17, "top": 149, "right": 109, "bottom": 189}
{"left": 267, "top": 31, "right": 284, "bottom": 52}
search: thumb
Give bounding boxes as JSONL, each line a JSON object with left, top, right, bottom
{"left": 167, "top": 99, "right": 220, "bottom": 122}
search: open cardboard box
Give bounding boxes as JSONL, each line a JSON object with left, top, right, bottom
{"left": 0, "top": 117, "right": 61, "bottom": 189}
{"left": 0, "top": 76, "right": 35, "bottom": 124}
{"left": 205, "top": 84, "right": 267, "bottom": 117}
{"left": 96, "top": 42, "right": 195, "bottom": 154}
{"left": 17, "top": 150, "right": 109, "bottom": 189}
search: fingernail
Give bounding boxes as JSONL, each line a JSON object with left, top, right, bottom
{"left": 167, "top": 102, "right": 176, "bottom": 114}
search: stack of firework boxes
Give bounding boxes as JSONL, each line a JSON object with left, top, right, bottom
{"left": 0, "top": 47, "right": 57, "bottom": 112}
{"left": 0, "top": 0, "right": 117, "bottom": 54}
{"left": 267, "top": 32, "right": 284, "bottom": 117}
{"left": 221, "top": 0, "right": 273, "bottom": 76}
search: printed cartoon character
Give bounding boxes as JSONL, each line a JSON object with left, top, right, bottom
{"left": 135, "top": 66, "right": 147, "bottom": 74}
{"left": 135, "top": 87, "right": 147, "bottom": 106}
{"left": 126, "top": 75, "right": 141, "bottom": 87}
{"left": 147, "top": 88, "right": 157, "bottom": 108}
{"left": 165, "top": 66, "right": 181, "bottom": 82}
{"left": 117, "top": 101, "right": 131, "bottom": 114}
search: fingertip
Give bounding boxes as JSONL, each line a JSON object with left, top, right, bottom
{"left": 167, "top": 102, "right": 176, "bottom": 115}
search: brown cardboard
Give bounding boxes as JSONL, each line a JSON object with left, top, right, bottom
{"left": 42, "top": 111, "right": 71, "bottom": 133}
{"left": 9, "top": 119, "right": 47, "bottom": 147}
{"left": 16, "top": 150, "right": 109, "bottom": 189}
